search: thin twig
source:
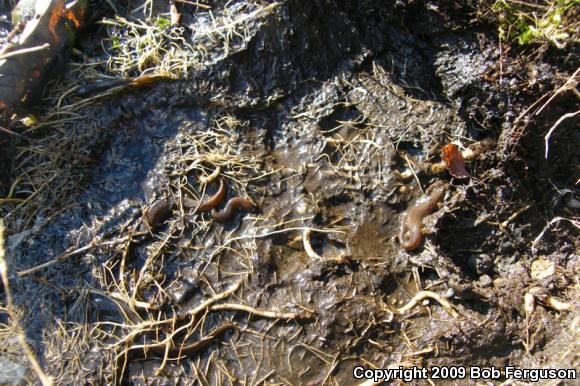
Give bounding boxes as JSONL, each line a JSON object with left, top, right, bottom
{"left": 535, "top": 67, "right": 579, "bottom": 117}
{"left": 0, "top": 43, "right": 50, "bottom": 60}
{"left": 404, "top": 154, "right": 423, "bottom": 194}
{"left": 17, "top": 242, "right": 95, "bottom": 277}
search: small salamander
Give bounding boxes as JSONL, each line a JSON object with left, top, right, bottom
{"left": 194, "top": 179, "right": 226, "bottom": 213}
{"left": 211, "top": 197, "right": 257, "bottom": 223}
{"left": 143, "top": 197, "right": 172, "bottom": 229}
{"left": 126, "top": 323, "right": 238, "bottom": 360}
{"left": 115, "top": 319, "right": 237, "bottom": 382}
{"left": 76, "top": 78, "right": 133, "bottom": 97}
{"left": 76, "top": 74, "right": 164, "bottom": 97}
{"left": 140, "top": 179, "right": 226, "bottom": 230}
{"left": 398, "top": 184, "right": 446, "bottom": 251}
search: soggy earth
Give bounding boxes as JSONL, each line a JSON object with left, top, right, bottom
{"left": 0, "top": 0, "right": 578, "bottom": 385}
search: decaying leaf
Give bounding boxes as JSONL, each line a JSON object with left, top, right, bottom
{"left": 442, "top": 143, "right": 469, "bottom": 178}
{"left": 48, "top": 0, "right": 66, "bottom": 44}
{"left": 170, "top": 2, "right": 182, "bottom": 26}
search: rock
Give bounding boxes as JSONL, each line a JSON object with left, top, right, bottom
{"left": 531, "top": 258, "right": 555, "bottom": 280}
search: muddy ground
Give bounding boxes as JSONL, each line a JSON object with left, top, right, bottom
{"left": 0, "top": 0, "right": 578, "bottom": 385}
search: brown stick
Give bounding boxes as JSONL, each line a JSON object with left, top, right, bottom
{"left": 17, "top": 243, "right": 95, "bottom": 277}
{"left": 0, "top": 43, "right": 50, "bottom": 60}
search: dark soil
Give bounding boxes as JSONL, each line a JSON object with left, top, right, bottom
{"left": 0, "top": 0, "right": 578, "bottom": 385}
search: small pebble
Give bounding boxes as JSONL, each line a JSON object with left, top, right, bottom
{"left": 479, "top": 274, "right": 492, "bottom": 287}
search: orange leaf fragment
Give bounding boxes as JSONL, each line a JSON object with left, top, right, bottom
{"left": 64, "top": 7, "right": 84, "bottom": 29}
{"left": 442, "top": 143, "right": 469, "bottom": 178}
{"left": 48, "top": 0, "right": 66, "bottom": 44}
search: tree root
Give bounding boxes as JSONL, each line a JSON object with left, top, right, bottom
{"left": 394, "top": 290, "right": 459, "bottom": 318}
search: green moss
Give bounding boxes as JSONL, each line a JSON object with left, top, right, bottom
{"left": 154, "top": 17, "right": 171, "bottom": 28}
{"left": 111, "top": 37, "right": 121, "bottom": 50}
{"left": 492, "top": 0, "right": 579, "bottom": 48}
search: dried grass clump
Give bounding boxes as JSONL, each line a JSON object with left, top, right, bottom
{"left": 101, "top": 2, "right": 280, "bottom": 78}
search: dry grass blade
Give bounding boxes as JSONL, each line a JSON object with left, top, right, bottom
{"left": 0, "top": 220, "right": 54, "bottom": 385}
{"left": 544, "top": 110, "right": 580, "bottom": 159}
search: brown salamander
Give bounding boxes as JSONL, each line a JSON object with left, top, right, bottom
{"left": 211, "top": 197, "right": 257, "bottom": 223}
{"left": 398, "top": 184, "right": 446, "bottom": 251}
{"left": 194, "top": 179, "right": 226, "bottom": 213}
{"left": 143, "top": 197, "right": 173, "bottom": 229}
{"left": 115, "top": 319, "right": 237, "bottom": 382}
{"left": 140, "top": 180, "right": 226, "bottom": 230}
{"left": 126, "top": 323, "right": 238, "bottom": 360}
{"left": 76, "top": 74, "right": 164, "bottom": 97}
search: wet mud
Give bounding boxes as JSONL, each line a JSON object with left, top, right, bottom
{"left": 0, "top": 0, "right": 578, "bottom": 385}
